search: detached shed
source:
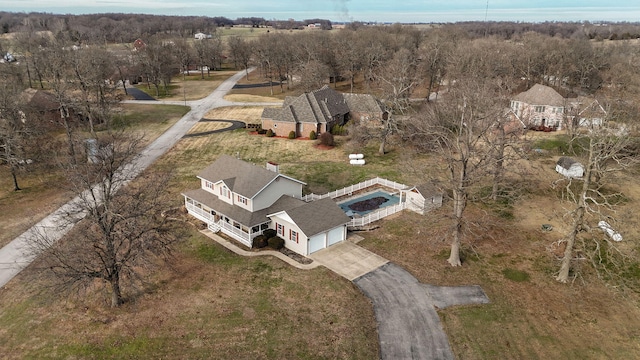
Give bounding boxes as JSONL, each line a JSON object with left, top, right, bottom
{"left": 402, "top": 184, "right": 443, "bottom": 215}
{"left": 556, "top": 157, "right": 584, "bottom": 179}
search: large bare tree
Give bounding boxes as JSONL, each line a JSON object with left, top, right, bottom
{"left": 554, "top": 114, "right": 639, "bottom": 283}
{"left": 29, "top": 131, "right": 178, "bottom": 307}
{"left": 407, "top": 79, "right": 504, "bottom": 266}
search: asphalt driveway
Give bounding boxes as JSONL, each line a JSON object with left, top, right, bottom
{"left": 354, "top": 263, "right": 490, "bottom": 360}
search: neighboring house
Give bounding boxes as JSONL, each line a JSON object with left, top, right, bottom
{"left": 20, "top": 88, "right": 78, "bottom": 126}
{"left": 132, "top": 38, "right": 146, "bottom": 51}
{"left": 556, "top": 157, "right": 584, "bottom": 178}
{"left": 568, "top": 97, "right": 607, "bottom": 128}
{"left": 402, "top": 184, "right": 443, "bottom": 215}
{"left": 182, "top": 155, "right": 351, "bottom": 255}
{"left": 511, "top": 84, "right": 565, "bottom": 130}
{"left": 261, "top": 85, "right": 387, "bottom": 137}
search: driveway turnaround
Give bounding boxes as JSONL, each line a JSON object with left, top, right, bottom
{"left": 354, "top": 263, "right": 490, "bottom": 360}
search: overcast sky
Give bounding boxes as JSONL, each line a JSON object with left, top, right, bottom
{"left": 4, "top": 0, "right": 640, "bottom": 23}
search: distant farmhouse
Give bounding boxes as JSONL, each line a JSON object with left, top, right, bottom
{"left": 261, "top": 85, "right": 387, "bottom": 137}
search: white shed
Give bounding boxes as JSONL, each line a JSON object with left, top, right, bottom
{"left": 556, "top": 157, "right": 584, "bottom": 179}
{"left": 402, "top": 184, "right": 443, "bottom": 215}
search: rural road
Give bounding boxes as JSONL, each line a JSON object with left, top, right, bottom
{"left": 0, "top": 68, "right": 278, "bottom": 289}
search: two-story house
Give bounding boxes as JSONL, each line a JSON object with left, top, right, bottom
{"left": 182, "top": 155, "right": 351, "bottom": 256}
{"left": 510, "top": 84, "right": 565, "bottom": 130}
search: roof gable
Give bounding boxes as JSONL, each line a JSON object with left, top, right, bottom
{"left": 197, "top": 155, "right": 304, "bottom": 198}
{"left": 514, "top": 84, "right": 564, "bottom": 107}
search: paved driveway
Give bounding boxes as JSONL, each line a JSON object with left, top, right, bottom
{"left": 309, "top": 241, "right": 388, "bottom": 280}
{"left": 311, "top": 240, "right": 490, "bottom": 360}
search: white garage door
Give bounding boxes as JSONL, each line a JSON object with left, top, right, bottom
{"left": 308, "top": 233, "right": 326, "bottom": 254}
{"left": 327, "top": 226, "right": 344, "bottom": 246}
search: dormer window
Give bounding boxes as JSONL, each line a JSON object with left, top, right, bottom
{"left": 220, "top": 186, "right": 230, "bottom": 198}
{"left": 237, "top": 195, "right": 248, "bottom": 205}
{"left": 205, "top": 181, "right": 214, "bottom": 190}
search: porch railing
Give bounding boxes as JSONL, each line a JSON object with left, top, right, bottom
{"left": 186, "top": 202, "right": 213, "bottom": 222}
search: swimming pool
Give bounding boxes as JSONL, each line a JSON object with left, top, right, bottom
{"left": 338, "top": 190, "right": 401, "bottom": 216}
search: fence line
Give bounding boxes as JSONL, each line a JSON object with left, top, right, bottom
{"left": 301, "top": 177, "right": 408, "bottom": 202}
{"left": 348, "top": 202, "right": 407, "bottom": 228}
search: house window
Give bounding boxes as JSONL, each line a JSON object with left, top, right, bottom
{"left": 237, "top": 195, "right": 248, "bottom": 205}
{"left": 205, "top": 181, "right": 214, "bottom": 190}
{"left": 277, "top": 223, "right": 284, "bottom": 236}
{"left": 290, "top": 229, "right": 298, "bottom": 243}
{"left": 556, "top": 107, "right": 563, "bottom": 113}
{"left": 535, "top": 106, "right": 545, "bottom": 113}
{"left": 220, "top": 186, "right": 230, "bottom": 198}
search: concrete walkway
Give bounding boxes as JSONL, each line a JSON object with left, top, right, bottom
{"left": 199, "top": 229, "right": 319, "bottom": 270}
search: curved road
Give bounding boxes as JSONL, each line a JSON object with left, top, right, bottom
{"left": 0, "top": 68, "right": 279, "bottom": 288}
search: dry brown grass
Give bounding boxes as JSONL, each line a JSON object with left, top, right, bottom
{"left": 203, "top": 106, "right": 273, "bottom": 125}
{"left": 0, "top": 104, "right": 187, "bottom": 248}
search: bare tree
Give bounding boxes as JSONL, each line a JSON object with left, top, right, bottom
{"left": 554, "top": 117, "right": 639, "bottom": 283}
{"left": 0, "top": 74, "right": 33, "bottom": 191}
{"left": 29, "top": 131, "right": 178, "bottom": 307}
{"left": 227, "top": 35, "right": 254, "bottom": 80}
{"left": 407, "top": 79, "right": 503, "bottom": 266}
{"left": 376, "top": 48, "right": 419, "bottom": 155}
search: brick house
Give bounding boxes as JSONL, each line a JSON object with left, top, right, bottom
{"left": 261, "top": 86, "right": 387, "bottom": 137}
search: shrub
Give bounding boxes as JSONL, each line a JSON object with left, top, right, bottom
{"left": 263, "top": 229, "right": 277, "bottom": 239}
{"left": 266, "top": 129, "right": 275, "bottom": 137}
{"left": 318, "top": 132, "right": 335, "bottom": 147}
{"left": 309, "top": 130, "right": 317, "bottom": 140}
{"left": 331, "top": 124, "right": 348, "bottom": 135}
{"left": 288, "top": 130, "right": 296, "bottom": 139}
{"left": 268, "top": 236, "right": 285, "bottom": 250}
{"left": 252, "top": 235, "right": 268, "bottom": 249}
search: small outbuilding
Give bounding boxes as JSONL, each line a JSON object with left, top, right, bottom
{"left": 402, "top": 184, "right": 443, "bottom": 215}
{"left": 556, "top": 157, "right": 584, "bottom": 179}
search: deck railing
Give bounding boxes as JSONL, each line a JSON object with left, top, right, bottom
{"left": 300, "top": 177, "right": 407, "bottom": 202}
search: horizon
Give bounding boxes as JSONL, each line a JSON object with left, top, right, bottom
{"left": 3, "top": 1, "right": 640, "bottom": 24}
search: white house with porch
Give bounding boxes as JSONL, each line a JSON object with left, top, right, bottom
{"left": 182, "top": 155, "right": 350, "bottom": 255}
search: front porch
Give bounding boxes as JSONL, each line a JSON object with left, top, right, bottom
{"left": 185, "top": 198, "right": 268, "bottom": 248}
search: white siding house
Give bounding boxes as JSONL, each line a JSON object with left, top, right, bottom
{"left": 511, "top": 84, "right": 565, "bottom": 130}
{"left": 183, "top": 155, "right": 350, "bottom": 255}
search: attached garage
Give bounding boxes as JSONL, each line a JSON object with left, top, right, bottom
{"left": 267, "top": 197, "right": 351, "bottom": 257}
{"left": 308, "top": 233, "right": 326, "bottom": 254}
{"left": 327, "top": 226, "right": 344, "bottom": 246}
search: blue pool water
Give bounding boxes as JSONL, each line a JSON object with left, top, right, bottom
{"left": 338, "top": 190, "right": 400, "bottom": 216}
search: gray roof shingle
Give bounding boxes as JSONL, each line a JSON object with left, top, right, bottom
{"left": 197, "top": 155, "right": 304, "bottom": 199}
{"left": 283, "top": 197, "right": 351, "bottom": 237}
{"left": 514, "top": 84, "right": 564, "bottom": 107}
